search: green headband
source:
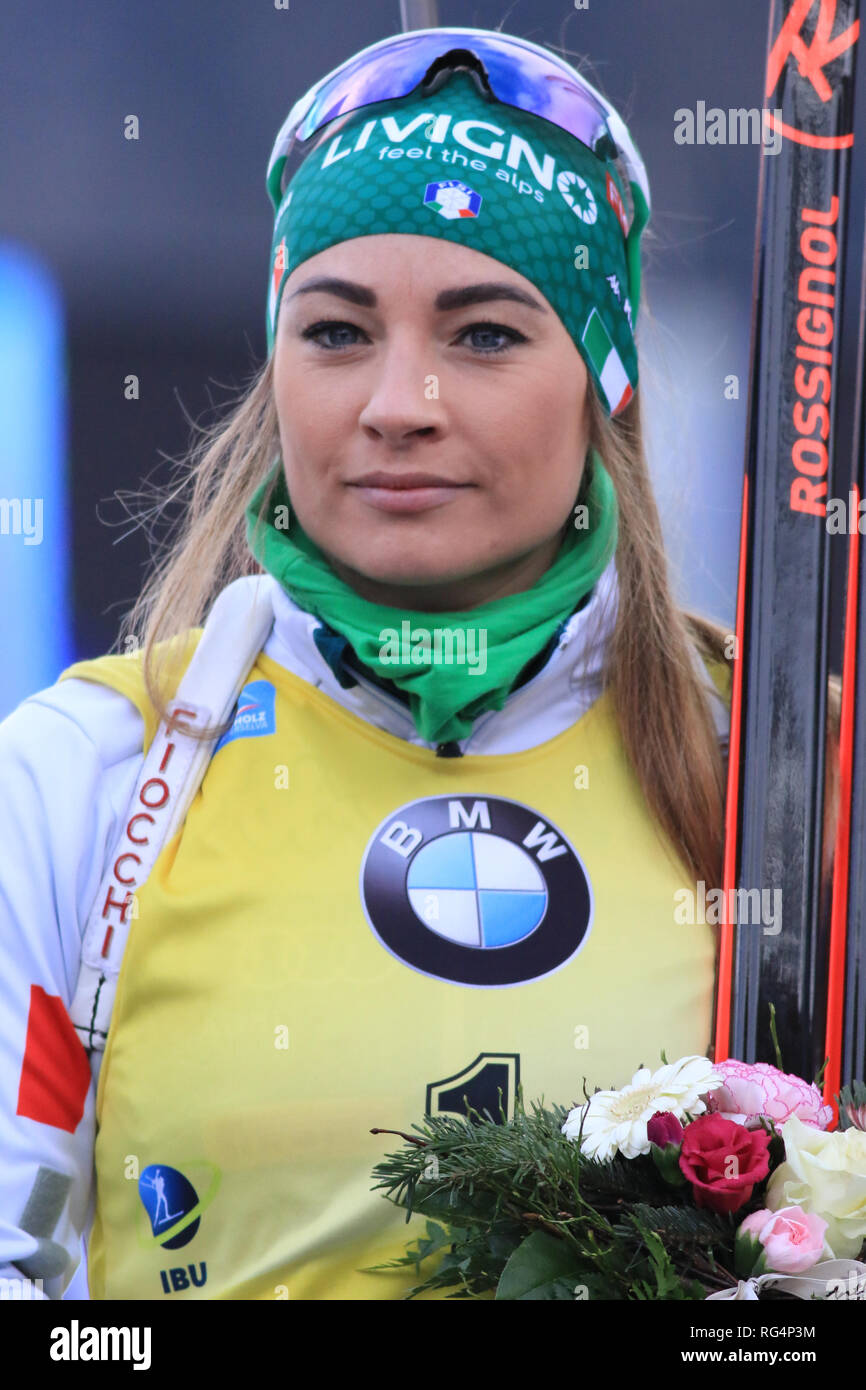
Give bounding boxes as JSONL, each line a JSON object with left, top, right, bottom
{"left": 265, "top": 70, "right": 649, "bottom": 417}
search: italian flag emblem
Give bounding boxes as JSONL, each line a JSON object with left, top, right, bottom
{"left": 581, "top": 308, "right": 633, "bottom": 416}
{"left": 269, "top": 237, "right": 288, "bottom": 336}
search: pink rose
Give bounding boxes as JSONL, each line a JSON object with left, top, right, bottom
{"left": 703, "top": 1060, "right": 833, "bottom": 1131}
{"left": 737, "top": 1206, "right": 828, "bottom": 1275}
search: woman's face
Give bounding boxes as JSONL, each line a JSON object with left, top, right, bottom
{"left": 272, "top": 234, "right": 592, "bottom": 610}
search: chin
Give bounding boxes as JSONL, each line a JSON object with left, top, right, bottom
{"left": 337, "top": 536, "right": 477, "bottom": 586}
{"left": 352, "top": 557, "right": 468, "bottom": 589}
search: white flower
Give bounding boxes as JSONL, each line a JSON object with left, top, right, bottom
{"left": 562, "top": 1055, "right": 724, "bottom": 1163}
{"left": 766, "top": 1114, "right": 866, "bottom": 1259}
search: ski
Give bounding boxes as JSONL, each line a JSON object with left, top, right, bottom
{"left": 714, "top": 0, "right": 860, "bottom": 1083}
{"left": 826, "top": 215, "right": 866, "bottom": 1110}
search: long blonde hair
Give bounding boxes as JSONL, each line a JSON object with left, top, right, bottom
{"left": 116, "top": 353, "right": 841, "bottom": 896}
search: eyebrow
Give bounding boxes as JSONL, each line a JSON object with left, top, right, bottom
{"left": 286, "top": 276, "right": 548, "bottom": 314}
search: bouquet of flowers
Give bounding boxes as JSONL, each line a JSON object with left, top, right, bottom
{"left": 368, "top": 1057, "right": 866, "bottom": 1300}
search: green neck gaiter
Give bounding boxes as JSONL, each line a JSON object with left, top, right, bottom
{"left": 246, "top": 450, "right": 617, "bottom": 745}
{"left": 245, "top": 451, "right": 618, "bottom": 745}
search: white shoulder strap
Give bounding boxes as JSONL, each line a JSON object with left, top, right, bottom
{"left": 71, "top": 574, "right": 276, "bottom": 1058}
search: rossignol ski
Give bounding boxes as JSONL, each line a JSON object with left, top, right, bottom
{"left": 714, "top": 0, "right": 860, "bottom": 1086}
{"left": 826, "top": 214, "right": 866, "bottom": 1108}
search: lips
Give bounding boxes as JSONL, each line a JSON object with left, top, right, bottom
{"left": 347, "top": 471, "right": 473, "bottom": 515}
{"left": 348, "top": 471, "right": 470, "bottom": 490}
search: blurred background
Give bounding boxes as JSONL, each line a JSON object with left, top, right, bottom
{"left": 2, "top": 0, "right": 865, "bottom": 719}
{"left": 2, "top": 0, "right": 865, "bottom": 1303}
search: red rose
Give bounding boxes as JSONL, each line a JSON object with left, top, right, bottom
{"left": 678, "top": 1114, "right": 771, "bottom": 1214}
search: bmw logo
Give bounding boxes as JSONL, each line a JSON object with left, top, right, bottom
{"left": 359, "top": 795, "right": 593, "bottom": 987}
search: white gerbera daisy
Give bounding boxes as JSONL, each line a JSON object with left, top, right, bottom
{"left": 562, "top": 1055, "right": 724, "bottom": 1163}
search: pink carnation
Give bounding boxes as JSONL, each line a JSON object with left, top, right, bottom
{"left": 703, "top": 1060, "right": 833, "bottom": 1131}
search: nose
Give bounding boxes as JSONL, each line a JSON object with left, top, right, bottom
{"left": 357, "top": 331, "right": 444, "bottom": 447}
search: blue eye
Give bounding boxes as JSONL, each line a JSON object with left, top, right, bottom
{"left": 300, "top": 320, "right": 527, "bottom": 355}
{"left": 301, "top": 321, "right": 363, "bottom": 349}
{"left": 459, "top": 322, "right": 527, "bottom": 354}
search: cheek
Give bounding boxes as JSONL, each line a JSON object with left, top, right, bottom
{"left": 273, "top": 367, "right": 346, "bottom": 469}
{"left": 510, "top": 369, "right": 587, "bottom": 461}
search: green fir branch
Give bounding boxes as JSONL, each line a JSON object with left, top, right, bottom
{"left": 367, "top": 1088, "right": 770, "bottom": 1300}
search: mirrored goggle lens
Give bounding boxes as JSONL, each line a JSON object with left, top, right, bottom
{"left": 273, "top": 29, "right": 621, "bottom": 192}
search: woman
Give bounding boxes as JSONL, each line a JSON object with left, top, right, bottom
{"left": 0, "top": 28, "right": 840, "bottom": 1301}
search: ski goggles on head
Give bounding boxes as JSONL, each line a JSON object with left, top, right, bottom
{"left": 265, "top": 26, "right": 651, "bottom": 239}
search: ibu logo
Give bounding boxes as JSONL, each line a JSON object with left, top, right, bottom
{"left": 139, "top": 1164, "right": 205, "bottom": 1249}
{"left": 138, "top": 1162, "right": 220, "bottom": 1297}
{"left": 360, "top": 795, "right": 593, "bottom": 987}
{"left": 214, "top": 679, "right": 276, "bottom": 752}
{"left": 423, "top": 179, "right": 482, "bottom": 220}
{"left": 159, "top": 1263, "right": 207, "bottom": 1295}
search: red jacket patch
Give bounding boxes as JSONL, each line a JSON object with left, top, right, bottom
{"left": 16, "top": 985, "right": 91, "bottom": 1132}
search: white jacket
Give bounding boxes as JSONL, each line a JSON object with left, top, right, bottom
{"left": 0, "top": 558, "right": 729, "bottom": 1298}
